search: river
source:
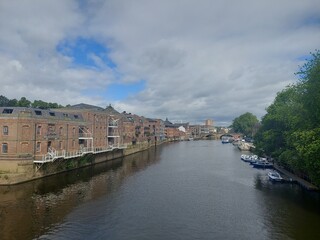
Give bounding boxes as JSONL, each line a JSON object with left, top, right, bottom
{"left": 0, "top": 140, "right": 320, "bottom": 240}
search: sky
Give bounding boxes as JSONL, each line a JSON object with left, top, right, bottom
{"left": 0, "top": 0, "right": 319, "bottom": 126}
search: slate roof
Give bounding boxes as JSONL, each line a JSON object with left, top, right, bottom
{"left": 69, "top": 103, "right": 104, "bottom": 111}
{"left": 0, "top": 107, "right": 84, "bottom": 121}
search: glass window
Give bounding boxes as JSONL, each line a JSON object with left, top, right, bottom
{"left": 36, "top": 142, "right": 41, "bottom": 152}
{"left": 3, "top": 126, "right": 8, "bottom": 135}
{"left": 2, "top": 109, "right": 13, "bottom": 114}
{"left": 37, "top": 126, "right": 42, "bottom": 135}
{"left": 35, "top": 110, "right": 42, "bottom": 115}
{"left": 2, "top": 143, "right": 8, "bottom": 153}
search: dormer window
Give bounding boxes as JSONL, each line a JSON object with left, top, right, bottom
{"left": 35, "top": 110, "right": 42, "bottom": 115}
{"left": 2, "top": 109, "right": 13, "bottom": 114}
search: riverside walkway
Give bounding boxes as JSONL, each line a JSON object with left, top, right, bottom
{"left": 274, "top": 164, "right": 319, "bottom": 191}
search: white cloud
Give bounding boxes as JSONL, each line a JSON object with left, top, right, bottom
{"left": 0, "top": 0, "right": 319, "bottom": 125}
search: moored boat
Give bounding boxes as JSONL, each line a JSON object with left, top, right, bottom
{"left": 241, "top": 154, "right": 258, "bottom": 163}
{"left": 268, "top": 170, "right": 283, "bottom": 182}
{"left": 221, "top": 137, "right": 229, "bottom": 144}
{"left": 252, "top": 158, "right": 273, "bottom": 169}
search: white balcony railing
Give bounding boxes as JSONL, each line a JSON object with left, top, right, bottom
{"left": 34, "top": 145, "right": 127, "bottom": 164}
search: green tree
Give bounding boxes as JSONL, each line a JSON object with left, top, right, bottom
{"left": 255, "top": 50, "right": 320, "bottom": 186}
{"left": 254, "top": 85, "right": 304, "bottom": 158}
{"left": 297, "top": 50, "right": 320, "bottom": 128}
{"left": 231, "top": 112, "right": 259, "bottom": 137}
{"left": 17, "top": 97, "right": 31, "bottom": 107}
{"left": 7, "top": 98, "right": 18, "bottom": 107}
{"left": 0, "top": 95, "right": 9, "bottom": 106}
{"left": 32, "top": 100, "right": 49, "bottom": 109}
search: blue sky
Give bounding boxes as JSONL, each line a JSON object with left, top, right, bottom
{"left": 0, "top": 0, "right": 319, "bottom": 125}
{"left": 57, "top": 37, "right": 145, "bottom": 101}
{"left": 57, "top": 37, "right": 117, "bottom": 69}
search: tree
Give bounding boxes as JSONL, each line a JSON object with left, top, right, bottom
{"left": 255, "top": 50, "right": 320, "bottom": 186}
{"left": 32, "top": 100, "right": 49, "bottom": 109}
{"left": 7, "top": 98, "right": 18, "bottom": 107}
{"left": 17, "top": 97, "right": 31, "bottom": 107}
{"left": 296, "top": 50, "right": 320, "bottom": 128}
{"left": 254, "top": 85, "right": 304, "bottom": 158}
{"left": 231, "top": 112, "right": 259, "bottom": 137}
{"left": 0, "top": 95, "right": 9, "bottom": 106}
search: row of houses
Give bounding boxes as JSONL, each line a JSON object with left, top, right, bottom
{"left": 0, "top": 103, "right": 217, "bottom": 168}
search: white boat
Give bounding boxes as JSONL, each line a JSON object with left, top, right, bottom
{"left": 268, "top": 171, "right": 283, "bottom": 182}
{"left": 241, "top": 154, "right": 258, "bottom": 163}
{"left": 221, "top": 137, "right": 229, "bottom": 144}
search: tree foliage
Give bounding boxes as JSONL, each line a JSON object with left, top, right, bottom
{"left": 255, "top": 50, "right": 320, "bottom": 186}
{"left": 0, "top": 95, "right": 63, "bottom": 109}
{"left": 231, "top": 112, "right": 259, "bottom": 137}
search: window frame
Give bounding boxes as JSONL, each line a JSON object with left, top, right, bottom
{"left": 2, "top": 143, "right": 8, "bottom": 153}
{"left": 3, "top": 126, "right": 8, "bottom": 135}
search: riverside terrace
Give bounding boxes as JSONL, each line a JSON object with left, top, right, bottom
{"left": 0, "top": 104, "right": 192, "bottom": 183}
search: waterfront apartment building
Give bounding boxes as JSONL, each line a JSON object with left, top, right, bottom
{"left": 57, "top": 104, "right": 123, "bottom": 149}
{"left": 0, "top": 103, "right": 188, "bottom": 174}
{"left": 0, "top": 107, "right": 85, "bottom": 171}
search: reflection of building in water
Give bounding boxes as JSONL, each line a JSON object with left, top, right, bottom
{"left": 0, "top": 146, "right": 162, "bottom": 240}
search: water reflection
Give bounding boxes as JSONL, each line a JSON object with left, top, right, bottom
{"left": 253, "top": 171, "right": 320, "bottom": 240}
{"left": 1, "top": 141, "right": 320, "bottom": 240}
{"left": 0, "top": 146, "right": 161, "bottom": 240}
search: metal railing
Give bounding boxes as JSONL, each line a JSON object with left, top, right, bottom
{"left": 34, "top": 145, "right": 127, "bottom": 164}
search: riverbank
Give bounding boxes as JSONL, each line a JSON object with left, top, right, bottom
{"left": 273, "top": 164, "right": 319, "bottom": 191}
{"left": 235, "top": 142, "right": 319, "bottom": 191}
{"left": 0, "top": 140, "right": 167, "bottom": 186}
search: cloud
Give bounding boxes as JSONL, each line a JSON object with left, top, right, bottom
{"left": 0, "top": 0, "right": 319, "bottom": 125}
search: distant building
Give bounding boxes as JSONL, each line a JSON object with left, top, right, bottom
{"left": 205, "top": 119, "right": 214, "bottom": 126}
{"left": 189, "top": 125, "right": 201, "bottom": 138}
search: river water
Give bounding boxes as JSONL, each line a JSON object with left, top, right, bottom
{"left": 1, "top": 140, "right": 320, "bottom": 240}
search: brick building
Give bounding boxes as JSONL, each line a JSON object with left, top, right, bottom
{"left": 0, "top": 107, "right": 85, "bottom": 171}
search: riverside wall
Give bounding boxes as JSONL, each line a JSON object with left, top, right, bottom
{"left": 0, "top": 140, "right": 165, "bottom": 185}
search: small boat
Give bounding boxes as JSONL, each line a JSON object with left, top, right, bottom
{"left": 268, "top": 171, "right": 283, "bottom": 182}
{"left": 221, "top": 137, "right": 229, "bottom": 144}
{"left": 241, "top": 154, "right": 258, "bottom": 163}
{"left": 252, "top": 158, "right": 273, "bottom": 169}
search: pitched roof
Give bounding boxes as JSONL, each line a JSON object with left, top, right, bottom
{"left": 69, "top": 103, "right": 104, "bottom": 111}
{"left": 105, "top": 105, "right": 121, "bottom": 115}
